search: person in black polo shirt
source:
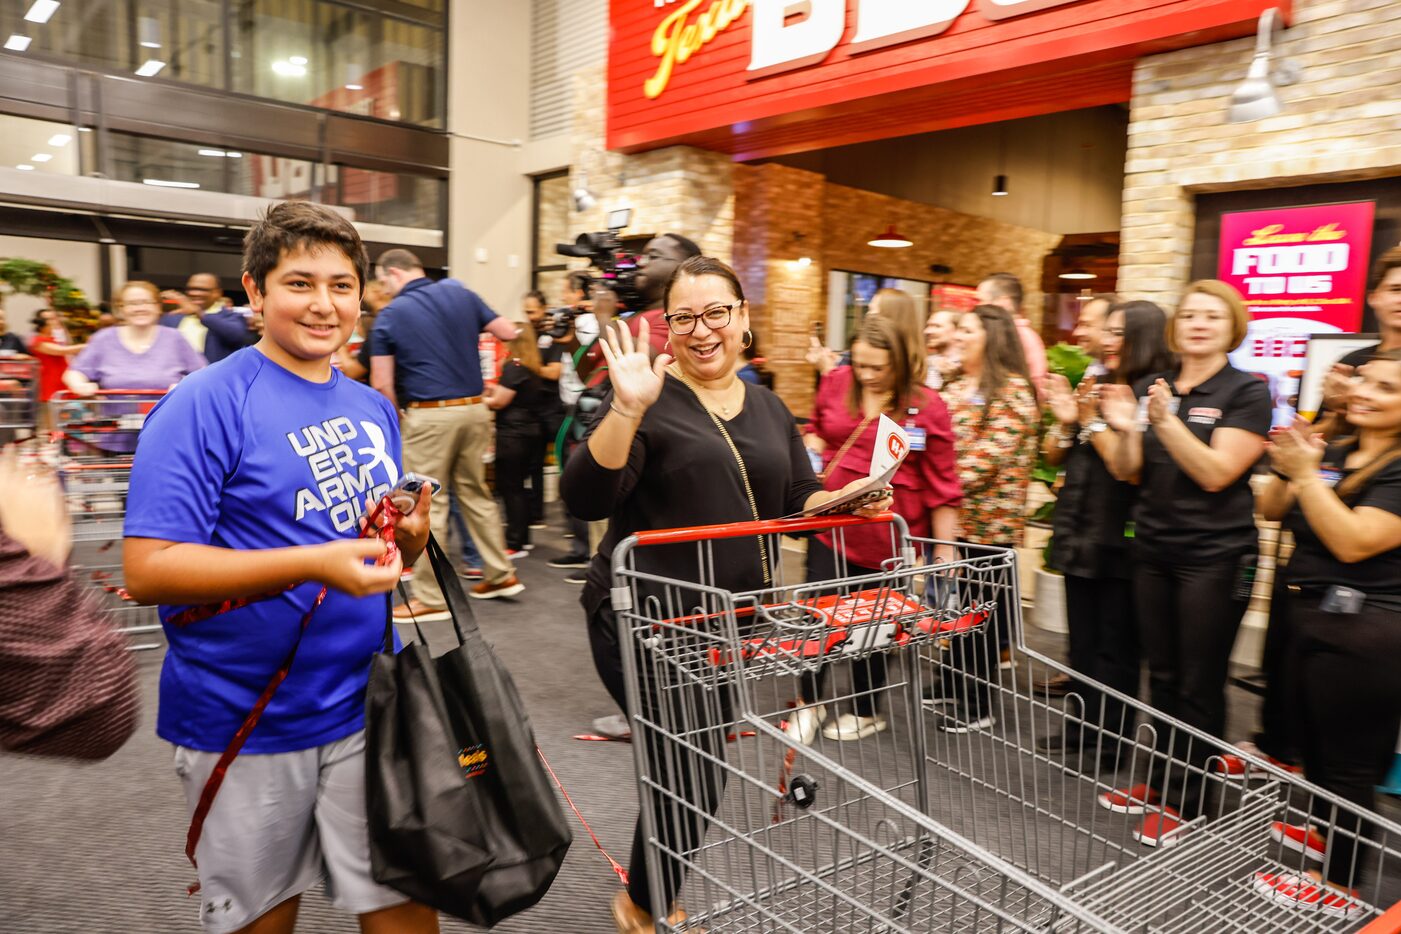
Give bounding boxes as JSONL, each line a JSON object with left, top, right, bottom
{"left": 1096, "top": 279, "right": 1271, "bottom": 848}
{"left": 1251, "top": 350, "right": 1401, "bottom": 918}
{"left": 1317, "top": 247, "right": 1401, "bottom": 428}
{"left": 369, "top": 249, "right": 523, "bottom": 612}
{"left": 1039, "top": 300, "right": 1173, "bottom": 763}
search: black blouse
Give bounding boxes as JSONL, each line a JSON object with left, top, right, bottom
{"left": 561, "top": 375, "right": 822, "bottom": 611}
{"left": 1048, "top": 433, "right": 1136, "bottom": 580}
{"left": 1283, "top": 443, "right": 1401, "bottom": 595}
{"left": 496, "top": 361, "right": 552, "bottom": 433}
{"left": 1132, "top": 364, "right": 1271, "bottom": 562}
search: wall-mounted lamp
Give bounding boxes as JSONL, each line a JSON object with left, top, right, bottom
{"left": 1228, "top": 8, "right": 1299, "bottom": 123}
{"left": 571, "top": 172, "right": 597, "bottom": 213}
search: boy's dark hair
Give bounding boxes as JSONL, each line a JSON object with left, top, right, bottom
{"left": 244, "top": 202, "right": 369, "bottom": 295}
{"left": 375, "top": 248, "right": 423, "bottom": 273}
{"left": 662, "top": 233, "right": 702, "bottom": 259}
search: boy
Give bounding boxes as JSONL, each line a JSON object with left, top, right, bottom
{"left": 124, "top": 202, "right": 438, "bottom": 934}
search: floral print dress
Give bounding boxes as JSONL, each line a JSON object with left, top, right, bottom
{"left": 943, "top": 373, "right": 1039, "bottom": 547}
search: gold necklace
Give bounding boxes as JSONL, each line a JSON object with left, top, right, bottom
{"left": 670, "top": 366, "right": 741, "bottom": 416}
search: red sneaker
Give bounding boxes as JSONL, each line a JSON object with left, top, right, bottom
{"left": 1212, "top": 753, "right": 1250, "bottom": 776}
{"left": 1252, "top": 869, "right": 1363, "bottom": 918}
{"left": 1270, "top": 822, "right": 1325, "bottom": 862}
{"left": 1097, "top": 784, "right": 1161, "bottom": 815}
{"left": 1133, "top": 807, "right": 1186, "bottom": 848}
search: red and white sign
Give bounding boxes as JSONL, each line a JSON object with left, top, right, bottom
{"left": 1220, "top": 200, "right": 1376, "bottom": 422}
{"left": 609, "top": 0, "right": 1288, "bottom": 158}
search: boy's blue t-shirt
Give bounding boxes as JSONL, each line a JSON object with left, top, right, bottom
{"left": 124, "top": 347, "right": 403, "bottom": 754}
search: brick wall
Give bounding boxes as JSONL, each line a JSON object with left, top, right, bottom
{"left": 737, "top": 163, "right": 1060, "bottom": 414}
{"left": 1119, "top": 0, "right": 1401, "bottom": 307}
{"left": 569, "top": 68, "right": 735, "bottom": 260}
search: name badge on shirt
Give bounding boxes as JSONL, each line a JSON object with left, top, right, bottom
{"left": 1187, "top": 406, "right": 1222, "bottom": 426}
{"left": 1318, "top": 467, "right": 1344, "bottom": 488}
{"left": 905, "top": 425, "right": 927, "bottom": 452}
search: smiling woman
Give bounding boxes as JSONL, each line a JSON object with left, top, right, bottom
{"left": 559, "top": 254, "right": 895, "bottom": 932}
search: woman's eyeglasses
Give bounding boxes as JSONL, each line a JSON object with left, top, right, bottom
{"left": 664, "top": 301, "right": 741, "bottom": 335}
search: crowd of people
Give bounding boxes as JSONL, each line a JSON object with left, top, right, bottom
{"left": 4, "top": 200, "right": 1401, "bottom": 931}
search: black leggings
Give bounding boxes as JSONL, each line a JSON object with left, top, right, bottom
{"left": 1134, "top": 555, "right": 1249, "bottom": 817}
{"left": 798, "top": 540, "right": 886, "bottom": 717}
{"left": 495, "top": 427, "right": 539, "bottom": 550}
{"left": 1286, "top": 594, "right": 1401, "bottom": 886}
{"left": 588, "top": 599, "right": 731, "bottom": 917}
{"left": 1062, "top": 573, "right": 1138, "bottom": 746}
{"left": 1254, "top": 574, "right": 1302, "bottom": 765}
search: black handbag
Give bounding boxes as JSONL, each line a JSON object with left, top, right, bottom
{"left": 365, "top": 534, "right": 572, "bottom": 925}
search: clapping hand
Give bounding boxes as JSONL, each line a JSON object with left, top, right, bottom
{"left": 1268, "top": 416, "right": 1326, "bottom": 480}
{"left": 1321, "top": 363, "right": 1356, "bottom": 412}
{"left": 1043, "top": 373, "right": 1076, "bottom": 425}
{"left": 1098, "top": 383, "right": 1139, "bottom": 433}
{"left": 1146, "top": 379, "right": 1176, "bottom": 426}
{"left": 598, "top": 317, "right": 672, "bottom": 417}
{"left": 0, "top": 447, "right": 71, "bottom": 567}
{"left": 805, "top": 336, "right": 840, "bottom": 376}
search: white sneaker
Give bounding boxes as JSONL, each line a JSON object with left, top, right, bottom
{"left": 822, "top": 713, "right": 888, "bottom": 741}
{"left": 785, "top": 704, "right": 826, "bottom": 746}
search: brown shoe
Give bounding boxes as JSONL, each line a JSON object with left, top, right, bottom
{"left": 470, "top": 575, "right": 524, "bottom": 600}
{"left": 610, "top": 892, "right": 697, "bottom": 933}
{"left": 392, "top": 599, "right": 451, "bottom": 622}
{"left": 1037, "top": 673, "right": 1075, "bottom": 697}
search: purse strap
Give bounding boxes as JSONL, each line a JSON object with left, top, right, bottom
{"left": 671, "top": 371, "right": 772, "bottom": 585}
{"left": 819, "top": 413, "right": 878, "bottom": 483}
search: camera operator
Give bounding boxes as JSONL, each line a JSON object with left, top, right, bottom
{"left": 525, "top": 289, "right": 566, "bottom": 530}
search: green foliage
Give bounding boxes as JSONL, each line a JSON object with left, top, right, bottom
{"left": 0, "top": 256, "right": 96, "bottom": 336}
{"left": 1046, "top": 341, "right": 1092, "bottom": 389}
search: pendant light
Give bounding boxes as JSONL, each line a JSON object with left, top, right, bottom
{"left": 1059, "top": 267, "right": 1096, "bottom": 280}
{"left": 867, "top": 224, "right": 912, "bottom": 248}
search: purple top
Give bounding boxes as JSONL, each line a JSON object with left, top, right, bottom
{"left": 70, "top": 326, "right": 207, "bottom": 390}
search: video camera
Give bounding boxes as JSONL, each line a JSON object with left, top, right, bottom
{"left": 554, "top": 207, "right": 643, "bottom": 317}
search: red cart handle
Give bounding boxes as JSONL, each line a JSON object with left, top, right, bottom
{"left": 52, "top": 389, "right": 169, "bottom": 397}
{"left": 1360, "top": 901, "right": 1401, "bottom": 933}
{"left": 632, "top": 512, "right": 897, "bottom": 547}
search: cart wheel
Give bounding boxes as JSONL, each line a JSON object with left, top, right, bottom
{"left": 786, "top": 774, "right": 819, "bottom": 809}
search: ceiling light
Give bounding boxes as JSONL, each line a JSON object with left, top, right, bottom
{"left": 867, "top": 224, "right": 913, "bottom": 249}
{"left": 345, "top": 83, "right": 364, "bottom": 91}
{"left": 16, "top": 164, "right": 34, "bottom": 171}
{"left": 77, "top": 126, "right": 91, "bottom": 132}
{"left": 1059, "top": 267, "right": 1096, "bottom": 280}
{"left": 992, "top": 174, "right": 1009, "bottom": 197}
{"left": 226, "top": 151, "right": 242, "bottom": 158}
{"left": 272, "top": 60, "right": 306, "bottom": 77}
{"left": 142, "top": 178, "right": 200, "bottom": 189}
{"left": 4, "top": 35, "right": 31, "bottom": 52}
{"left": 47, "top": 133, "right": 71, "bottom": 147}
{"left": 135, "top": 59, "right": 166, "bottom": 77}
{"left": 288, "top": 55, "right": 308, "bottom": 65}
{"left": 30, "top": 153, "right": 52, "bottom": 163}
{"left": 198, "top": 148, "right": 227, "bottom": 157}
{"left": 796, "top": 256, "right": 812, "bottom": 267}
{"left": 1076, "top": 288, "right": 1094, "bottom": 302}
{"left": 24, "top": 1, "right": 59, "bottom": 25}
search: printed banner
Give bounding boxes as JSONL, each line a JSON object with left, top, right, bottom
{"left": 1220, "top": 200, "right": 1375, "bottom": 424}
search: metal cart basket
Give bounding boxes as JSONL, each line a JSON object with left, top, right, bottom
{"left": 610, "top": 513, "right": 1401, "bottom": 933}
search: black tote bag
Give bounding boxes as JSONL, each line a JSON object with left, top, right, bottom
{"left": 365, "top": 534, "right": 571, "bottom": 925}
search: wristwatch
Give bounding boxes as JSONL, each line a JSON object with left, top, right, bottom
{"left": 1077, "top": 420, "right": 1108, "bottom": 443}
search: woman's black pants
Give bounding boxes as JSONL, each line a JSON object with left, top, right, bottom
{"left": 588, "top": 599, "right": 731, "bottom": 917}
{"left": 1285, "top": 593, "right": 1401, "bottom": 887}
{"left": 1062, "top": 573, "right": 1139, "bottom": 748}
{"left": 495, "top": 426, "right": 539, "bottom": 550}
{"left": 1133, "top": 555, "right": 1249, "bottom": 818}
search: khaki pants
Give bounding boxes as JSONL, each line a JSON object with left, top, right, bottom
{"left": 401, "top": 404, "right": 514, "bottom": 603}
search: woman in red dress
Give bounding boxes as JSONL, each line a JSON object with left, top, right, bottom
{"left": 27, "top": 310, "right": 83, "bottom": 430}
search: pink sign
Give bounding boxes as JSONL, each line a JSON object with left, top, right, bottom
{"left": 1219, "top": 200, "right": 1375, "bottom": 422}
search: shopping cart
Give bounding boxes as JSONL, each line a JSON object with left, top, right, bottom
{"left": 609, "top": 513, "right": 1401, "bottom": 932}
{"left": 51, "top": 389, "right": 167, "bottom": 651}
{"left": 0, "top": 355, "right": 39, "bottom": 442}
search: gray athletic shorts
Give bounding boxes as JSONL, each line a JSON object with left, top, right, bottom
{"left": 173, "top": 729, "right": 407, "bottom": 933}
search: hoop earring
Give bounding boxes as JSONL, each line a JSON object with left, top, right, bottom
{"left": 663, "top": 338, "right": 672, "bottom": 353}
{"left": 741, "top": 329, "right": 753, "bottom": 350}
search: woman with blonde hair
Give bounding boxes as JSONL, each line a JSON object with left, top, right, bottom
{"left": 486, "top": 319, "right": 551, "bottom": 555}
{"left": 64, "top": 281, "right": 205, "bottom": 396}
{"left": 1096, "top": 279, "right": 1271, "bottom": 848}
